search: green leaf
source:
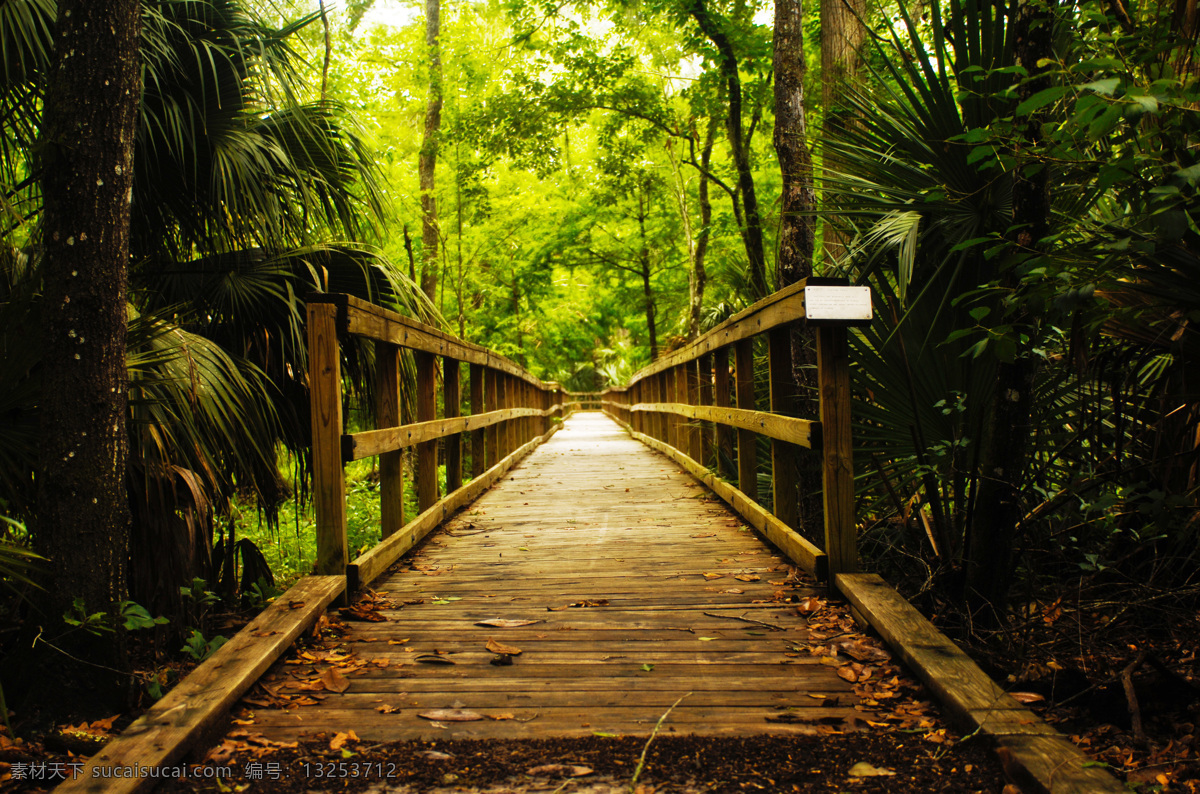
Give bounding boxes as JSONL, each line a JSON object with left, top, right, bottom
{"left": 1080, "top": 77, "right": 1120, "bottom": 96}
{"left": 641, "top": 663, "right": 654, "bottom": 672}
{"left": 1016, "top": 86, "right": 1070, "bottom": 115}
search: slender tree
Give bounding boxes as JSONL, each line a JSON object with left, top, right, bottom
{"left": 420, "top": 0, "right": 444, "bottom": 301}
{"left": 38, "top": 0, "right": 140, "bottom": 638}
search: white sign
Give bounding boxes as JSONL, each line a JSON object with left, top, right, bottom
{"left": 804, "top": 285, "right": 873, "bottom": 322}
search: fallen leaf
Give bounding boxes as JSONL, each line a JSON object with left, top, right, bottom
{"left": 690, "top": 533, "right": 716, "bottom": 538}
{"left": 375, "top": 704, "right": 402, "bottom": 714}
{"left": 796, "top": 597, "right": 822, "bottom": 615}
{"left": 837, "top": 666, "right": 859, "bottom": 683}
{"left": 329, "top": 730, "right": 358, "bottom": 751}
{"left": 703, "top": 572, "right": 724, "bottom": 580}
{"left": 320, "top": 668, "right": 350, "bottom": 693}
{"left": 488, "top": 712, "right": 516, "bottom": 720}
{"left": 418, "top": 709, "right": 484, "bottom": 722}
{"left": 698, "top": 637, "right": 719, "bottom": 641}
{"left": 485, "top": 638, "right": 523, "bottom": 655}
{"left": 476, "top": 618, "right": 543, "bottom": 628}
{"left": 387, "top": 638, "right": 410, "bottom": 645}
{"left": 641, "top": 663, "right": 654, "bottom": 672}
{"left": 734, "top": 574, "right": 761, "bottom": 582}
{"left": 848, "top": 762, "right": 895, "bottom": 777}
{"left": 527, "top": 764, "right": 594, "bottom": 777}
{"left": 1009, "top": 691, "right": 1046, "bottom": 705}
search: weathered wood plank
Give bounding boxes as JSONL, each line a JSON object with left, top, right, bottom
{"left": 836, "top": 573, "right": 1124, "bottom": 794}
{"left": 817, "top": 326, "right": 857, "bottom": 575}
{"left": 769, "top": 326, "right": 799, "bottom": 531}
{"left": 631, "top": 403, "right": 818, "bottom": 449}
{"left": 376, "top": 341, "right": 403, "bottom": 539}
{"left": 57, "top": 576, "right": 344, "bottom": 794}
{"left": 470, "top": 363, "right": 485, "bottom": 478}
{"left": 343, "top": 410, "right": 551, "bottom": 461}
{"left": 713, "top": 346, "right": 735, "bottom": 481}
{"left": 308, "top": 303, "right": 348, "bottom": 575}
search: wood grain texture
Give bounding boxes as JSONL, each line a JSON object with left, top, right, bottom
{"left": 376, "top": 342, "right": 403, "bottom": 539}
{"left": 235, "top": 415, "right": 858, "bottom": 744}
{"left": 415, "top": 350, "right": 438, "bottom": 512}
{"left": 631, "top": 403, "right": 818, "bottom": 449}
{"left": 57, "top": 576, "right": 344, "bottom": 794}
{"left": 817, "top": 326, "right": 858, "bottom": 575}
{"left": 308, "top": 303, "right": 348, "bottom": 575}
{"left": 735, "top": 339, "right": 757, "bottom": 501}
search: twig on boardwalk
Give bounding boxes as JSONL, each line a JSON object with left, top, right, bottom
{"left": 703, "top": 611, "right": 785, "bottom": 631}
{"left": 630, "top": 692, "right": 690, "bottom": 792}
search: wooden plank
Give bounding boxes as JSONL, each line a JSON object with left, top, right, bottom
{"left": 734, "top": 338, "right": 757, "bottom": 502}
{"left": 470, "top": 363, "right": 485, "bottom": 478}
{"left": 307, "top": 303, "right": 348, "bottom": 575}
{"left": 630, "top": 429, "right": 826, "bottom": 578}
{"left": 444, "top": 357, "right": 462, "bottom": 493}
{"left": 836, "top": 573, "right": 1125, "bottom": 794}
{"left": 415, "top": 350, "right": 438, "bottom": 513}
{"left": 817, "top": 326, "right": 858, "bottom": 575}
{"left": 58, "top": 576, "right": 344, "bottom": 794}
{"left": 697, "top": 353, "right": 714, "bottom": 468}
{"left": 309, "top": 293, "right": 546, "bottom": 387}
{"left": 769, "top": 326, "right": 799, "bottom": 530}
{"left": 631, "top": 403, "right": 817, "bottom": 449}
{"left": 348, "top": 428, "right": 557, "bottom": 589}
{"left": 499, "top": 374, "right": 512, "bottom": 458}
{"left": 376, "top": 341, "right": 403, "bottom": 539}
{"left": 344, "top": 408, "right": 563, "bottom": 460}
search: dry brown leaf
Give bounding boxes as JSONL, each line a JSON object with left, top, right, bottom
{"left": 329, "top": 730, "right": 358, "bottom": 750}
{"left": 837, "top": 666, "right": 859, "bottom": 683}
{"left": 416, "top": 653, "right": 456, "bottom": 665}
{"left": 375, "top": 704, "right": 402, "bottom": 714}
{"left": 418, "top": 709, "right": 484, "bottom": 722}
{"left": 703, "top": 572, "right": 724, "bottom": 580}
{"left": 485, "top": 638, "right": 523, "bottom": 655}
{"left": 796, "top": 597, "right": 822, "bottom": 615}
{"left": 320, "top": 668, "right": 350, "bottom": 693}
{"left": 734, "top": 574, "right": 761, "bottom": 582}
{"left": 475, "top": 618, "right": 543, "bottom": 628}
{"left": 527, "top": 764, "right": 594, "bottom": 777}
{"left": 1009, "top": 691, "right": 1046, "bottom": 705}
{"left": 488, "top": 712, "right": 516, "bottom": 720}
{"left": 847, "top": 762, "right": 895, "bottom": 777}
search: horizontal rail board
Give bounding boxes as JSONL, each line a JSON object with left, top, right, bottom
{"left": 608, "top": 416, "right": 827, "bottom": 579}
{"left": 633, "top": 402, "right": 820, "bottom": 449}
{"left": 307, "top": 293, "right": 546, "bottom": 387}
{"left": 348, "top": 425, "right": 560, "bottom": 590}
{"left": 344, "top": 407, "right": 548, "bottom": 461}
{"left": 59, "top": 575, "right": 345, "bottom": 794}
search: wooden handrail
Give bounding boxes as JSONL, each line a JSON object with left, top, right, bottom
{"left": 600, "top": 278, "right": 872, "bottom": 581}
{"left": 307, "top": 293, "right": 565, "bottom": 593}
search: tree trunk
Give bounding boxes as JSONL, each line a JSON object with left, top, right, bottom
{"left": 774, "top": 0, "right": 824, "bottom": 539}
{"left": 319, "top": 0, "right": 332, "bottom": 99}
{"left": 820, "top": 0, "right": 866, "bottom": 266}
{"left": 964, "top": 0, "right": 1054, "bottom": 617}
{"left": 419, "top": 0, "right": 443, "bottom": 301}
{"left": 638, "top": 187, "right": 658, "bottom": 359}
{"left": 689, "top": 0, "right": 768, "bottom": 300}
{"left": 37, "top": 0, "right": 139, "bottom": 651}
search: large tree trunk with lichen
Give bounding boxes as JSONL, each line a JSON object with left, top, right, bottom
{"left": 774, "top": 0, "right": 824, "bottom": 539}
{"left": 37, "top": 0, "right": 139, "bottom": 660}
{"left": 419, "top": 0, "right": 443, "bottom": 301}
{"left": 820, "top": 0, "right": 865, "bottom": 266}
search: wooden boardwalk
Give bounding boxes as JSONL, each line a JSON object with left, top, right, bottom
{"left": 242, "top": 413, "right": 863, "bottom": 741}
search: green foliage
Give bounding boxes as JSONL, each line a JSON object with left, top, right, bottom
{"left": 180, "top": 629, "right": 228, "bottom": 662}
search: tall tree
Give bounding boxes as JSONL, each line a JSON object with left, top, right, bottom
{"left": 420, "top": 0, "right": 444, "bottom": 301}
{"left": 688, "top": 0, "right": 770, "bottom": 300}
{"left": 38, "top": 0, "right": 140, "bottom": 633}
{"left": 820, "top": 0, "right": 866, "bottom": 264}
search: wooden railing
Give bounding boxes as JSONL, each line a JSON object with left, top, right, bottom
{"left": 563, "top": 391, "right": 602, "bottom": 410}
{"left": 601, "top": 278, "right": 872, "bottom": 580}
{"left": 307, "top": 294, "right": 564, "bottom": 592}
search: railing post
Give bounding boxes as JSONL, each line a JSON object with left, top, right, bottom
{"left": 307, "top": 302, "right": 348, "bottom": 576}
{"left": 415, "top": 350, "right": 438, "bottom": 512}
{"left": 734, "top": 338, "right": 757, "bottom": 502}
{"left": 769, "top": 327, "right": 800, "bottom": 530}
{"left": 376, "top": 341, "right": 403, "bottom": 539}
{"left": 470, "top": 364, "right": 484, "bottom": 477}
{"left": 499, "top": 374, "right": 511, "bottom": 457}
{"left": 686, "top": 360, "right": 701, "bottom": 462}
{"left": 444, "top": 357, "right": 462, "bottom": 493}
{"left": 698, "top": 354, "right": 714, "bottom": 468}
{"left": 817, "top": 325, "right": 858, "bottom": 575}
{"left": 486, "top": 369, "right": 499, "bottom": 467}
{"left": 714, "top": 347, "right": 735, "bottom": 481}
